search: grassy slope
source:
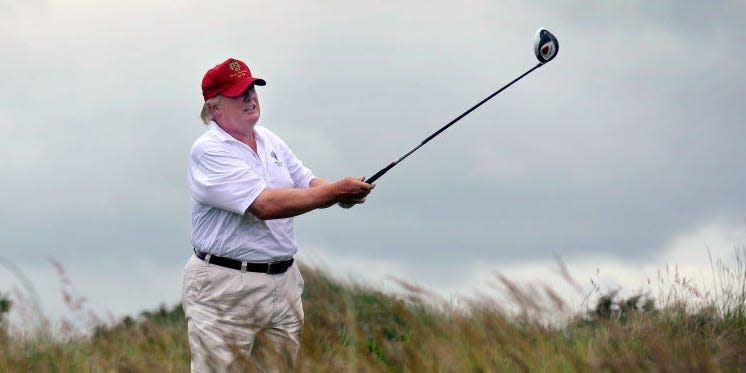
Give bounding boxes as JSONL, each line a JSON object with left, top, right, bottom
{"left": 1, "top": 264, "right": 745, "bottom": 372}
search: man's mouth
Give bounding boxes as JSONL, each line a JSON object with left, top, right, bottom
{"left": 244, "top": 102, "right": 257, "bottom": 113}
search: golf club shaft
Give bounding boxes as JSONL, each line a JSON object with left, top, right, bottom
{"left": 365, "top": 62, "right": 545, "bottom": 184}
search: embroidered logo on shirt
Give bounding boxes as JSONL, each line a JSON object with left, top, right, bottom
{"left": 270, "top": 151, "right": 283, "bottom": 167}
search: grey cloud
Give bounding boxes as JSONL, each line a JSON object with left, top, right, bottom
{"left": 1, "top": 1, "right": 744, "bottom": 319}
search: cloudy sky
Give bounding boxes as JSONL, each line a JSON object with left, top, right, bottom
{"left": 1, "top": 1, "right": 744, "bottom": 327}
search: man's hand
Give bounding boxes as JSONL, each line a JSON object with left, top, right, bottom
{"left": 332, "top": 176, "right": 374, "bottom": 207}
{"left": 309, "top": 177, "right": 374, "bottom": 209}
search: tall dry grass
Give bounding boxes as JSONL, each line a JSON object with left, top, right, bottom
{"left": 1, "top": 252, "right": 745, "bottom": 372}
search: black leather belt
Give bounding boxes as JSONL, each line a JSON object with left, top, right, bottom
{"left": 194, "top": 249, "right": 293, "bottom": 274}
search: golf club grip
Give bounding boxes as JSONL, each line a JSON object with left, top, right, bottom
{"left": 366, "top": 161, "right": 397, "bottom": 183}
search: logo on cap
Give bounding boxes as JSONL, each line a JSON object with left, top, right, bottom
{"left": 228, "top": 59, "right": 248, "bottom": 78}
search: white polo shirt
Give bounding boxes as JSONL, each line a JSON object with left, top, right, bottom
{"left": 188, "top": 121, "right": 316, "bottom": 261}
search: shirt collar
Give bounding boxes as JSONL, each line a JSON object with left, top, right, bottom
{"left": 209, "top": 121, "right": 264, "bottom": 143}
{"left": 208, "top": 121, "right": 233, "bottom": 142}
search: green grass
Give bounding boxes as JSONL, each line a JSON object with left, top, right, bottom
{"left": 1, "top": 260, "right": 746, "bottom": 372}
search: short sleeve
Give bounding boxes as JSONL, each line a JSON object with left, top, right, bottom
{"left": 190, "top": 146, "right": 266, "bottom": 215}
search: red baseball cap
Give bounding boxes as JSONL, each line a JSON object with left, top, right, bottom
{"left": 201, "top": 58, "right": 266, "bottom": 101}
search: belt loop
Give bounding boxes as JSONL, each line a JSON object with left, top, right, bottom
{"left": 266, "top": 262, "right": 272, "bottom": 274}
{"left": 204, "top": 253, "right": 212, "bottom": 264}
{"left": 241, "top": 261, "right": 247, "bottom": 272}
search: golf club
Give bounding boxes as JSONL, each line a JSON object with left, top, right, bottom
{"left": 364, "top": 28, "right": 559, "bottom": 184}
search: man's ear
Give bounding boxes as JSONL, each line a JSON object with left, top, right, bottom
{"left": 209, "top": 103, "right": 220, "bottom": 118}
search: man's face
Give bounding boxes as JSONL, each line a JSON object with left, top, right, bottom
{"left": 216, "top": 86, "right": 261, "bottom": 126}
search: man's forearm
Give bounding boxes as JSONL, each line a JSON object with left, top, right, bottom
{"left": 247, "top": 176, "right": 373, "bottom": 220}
{"left": 247, "top": 185, "right": 336, "bottom": 220}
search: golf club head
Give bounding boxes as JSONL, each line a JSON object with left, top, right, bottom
{"left": 534, "top": 28, "right": 559, "bottom": 63}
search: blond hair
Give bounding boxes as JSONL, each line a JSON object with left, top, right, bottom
{"left": 200, "top": 96, "right": 221, "bottom": 125}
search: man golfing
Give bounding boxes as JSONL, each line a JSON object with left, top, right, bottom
{"left": 182, "top": 57, "right": 374, "bottom": 371}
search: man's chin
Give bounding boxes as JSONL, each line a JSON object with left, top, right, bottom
{"left": 245, "top": 115, "right": 260, "bottom": 126}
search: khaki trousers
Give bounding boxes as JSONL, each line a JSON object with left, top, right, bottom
{"left": 181, "top": 255, "right": 304, "bottom": 372}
